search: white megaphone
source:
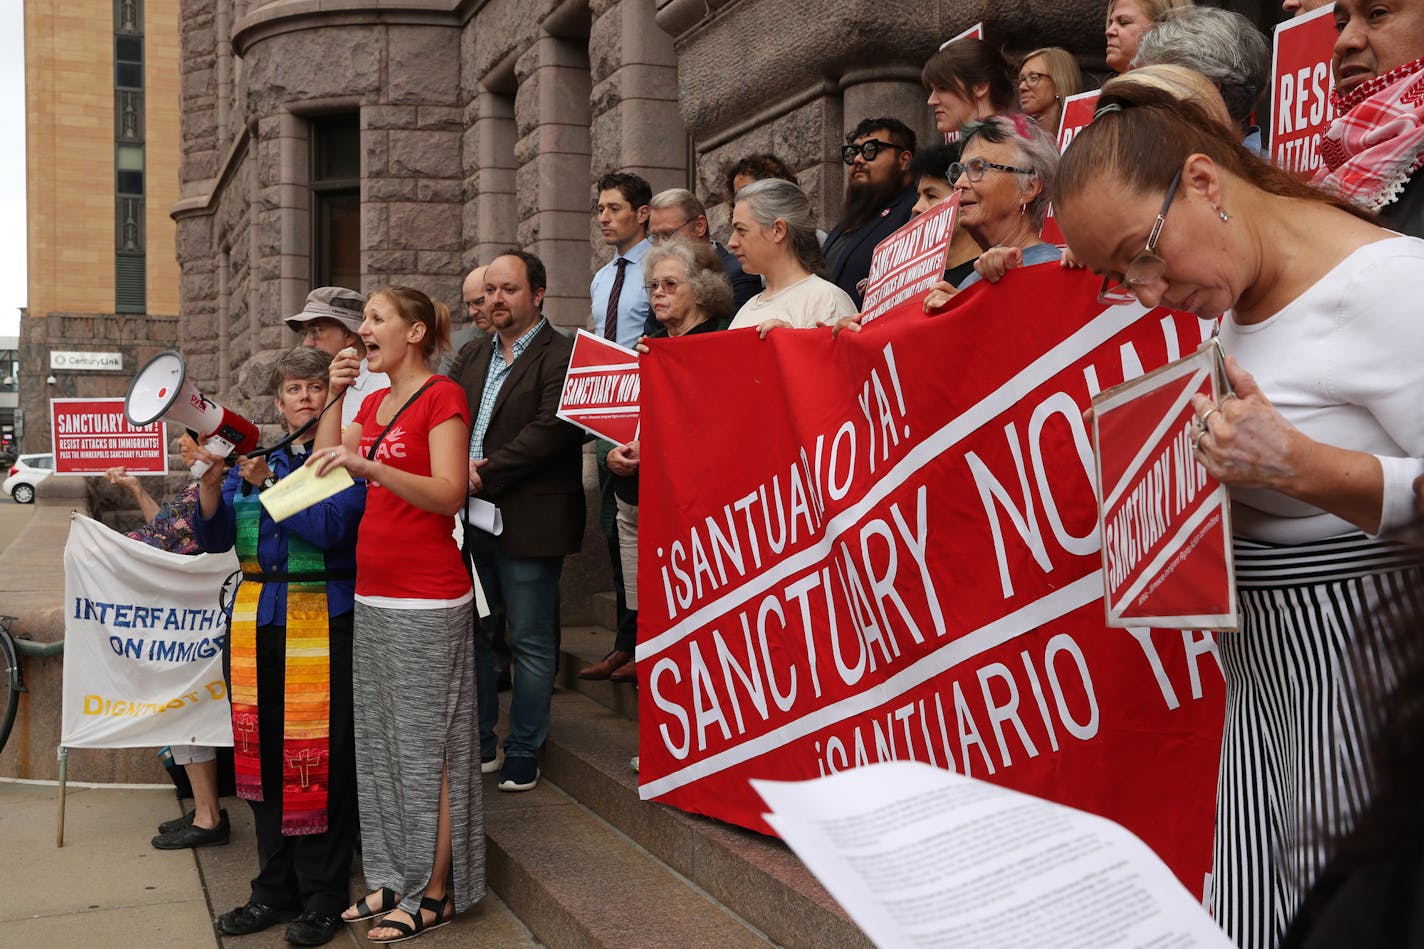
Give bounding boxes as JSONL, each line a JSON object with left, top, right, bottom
{"left": 125, "top": 350, "right": 260, "bottom": 476}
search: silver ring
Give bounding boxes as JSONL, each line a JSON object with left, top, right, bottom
{"left": 1194, "top": 429, "right": 1210, "bottom": 451}
{"left": 1200, "top": 407, "right": 1222, "bottom": 428}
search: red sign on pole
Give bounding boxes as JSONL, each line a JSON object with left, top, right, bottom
{"left": 1271, "top": 3, "right": 1337, "bottom": 176}
{"left": 557, "top": 329, "right": 641, "bottom": 445}
{"left": 51, "top": 398, "right": 166, "bottom": 475}
{"left": 1092, "top": 344, "right": 1237, "bottom": 630}
{"left": 860, "top": 194, "right": 959, "bottom": 324}
{"left": 637, "top": 267, "right": 1226, "bottom": 896}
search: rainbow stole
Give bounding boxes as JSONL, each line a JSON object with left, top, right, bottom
{"left": 230, "top": 489, "right": 332, "bottom": 835}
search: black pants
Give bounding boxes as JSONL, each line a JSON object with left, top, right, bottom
{"left": 247, "top": 612, "right": 358, "bottom": 915}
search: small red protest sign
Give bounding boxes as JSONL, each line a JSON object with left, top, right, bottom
{"left": 557, "top": 329, "right": 640, "bottom": 445}
{"left": 1271, "top": 3, "right": 1336, "bottom": 176}
{"left": 51, "top": 398, "right": 166, "bottom": 475}
{"left": 860, "top": 194, "right": 959, "bottom": 325}
{"left": 1057, "top": 90, "right": 1102, "bottom": 152}
{"left": 1092, "top": 343, "right": 1237, "bottom": 630}
{"left": 1040, "top": 91, "right": 1102, "bottom": 245}
{"left": 940, "top": 22, "right": 984, "bottom": 47}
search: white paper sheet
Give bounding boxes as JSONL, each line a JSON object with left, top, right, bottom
{"left": 752, "top": 762, "right": 1231, "bottom": 949}
{"left": 466, "top": 497, "right": 503, "bottom": 536}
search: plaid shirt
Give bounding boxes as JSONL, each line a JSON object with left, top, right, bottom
{"left": 469, "top": 318, "right": 547, "bottom": 460}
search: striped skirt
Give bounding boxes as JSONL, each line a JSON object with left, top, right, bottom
{"left": 1212, "top": 534, "right": 1424, "bottom": 949}
{"left": 353, "top": 599, "right": 485, "bottom": 914}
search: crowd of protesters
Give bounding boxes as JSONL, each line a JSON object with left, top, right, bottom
{"left": 115, "top": 0, "right": 1424, "bottom": 944}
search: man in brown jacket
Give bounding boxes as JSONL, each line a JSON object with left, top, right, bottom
{"left": 449, "top": 249, "right": 585, "bottom": 793}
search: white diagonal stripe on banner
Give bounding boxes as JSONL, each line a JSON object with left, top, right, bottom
{"left": 638, "top": 572, "right": 1103, "bottom": 799}
{"left": 1102, "top": 366, "right": 1207, "bottom": 512}
{"left": 639, "top": 301, "right": 1148, "bottom": 658}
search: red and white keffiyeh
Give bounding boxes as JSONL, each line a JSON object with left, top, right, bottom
{"left": 1313, "top": 57, "right": 1424, "bottom": 212}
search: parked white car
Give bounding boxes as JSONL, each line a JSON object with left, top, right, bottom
{"left": 3, "top": 453, "right": 55, "bottom": 504}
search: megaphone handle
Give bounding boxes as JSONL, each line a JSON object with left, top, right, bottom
{"left": 190, "top": 435, "right": 238, "bottom": 477}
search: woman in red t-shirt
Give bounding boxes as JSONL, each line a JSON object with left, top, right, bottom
{"left": 311, "top": 286, "right": 482, "bottom": 943}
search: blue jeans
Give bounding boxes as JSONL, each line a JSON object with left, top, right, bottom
{"left": 467, "top": 529, "right": 563, "bottom": 761}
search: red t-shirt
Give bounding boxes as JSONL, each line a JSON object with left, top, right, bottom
{"left": 353, "top": 376, "right": 472, "bottom": 602}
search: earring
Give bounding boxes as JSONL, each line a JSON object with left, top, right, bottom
{"left": 1020, "top": 203, "right": 1027, "bottom": 214}
{"left": 1215, "top": 205, "right": 1231, "bottom": 222}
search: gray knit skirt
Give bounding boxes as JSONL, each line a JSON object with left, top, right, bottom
{"left": 353, "top": 599, "right": 484, "bottom": 914}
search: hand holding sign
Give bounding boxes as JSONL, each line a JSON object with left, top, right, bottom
{"left": 1191, "top": 355, "right": 1355, "bottom": 512}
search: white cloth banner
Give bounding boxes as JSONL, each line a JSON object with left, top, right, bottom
{"left": 61, "top": 513, "right": 237, "bottom": 748}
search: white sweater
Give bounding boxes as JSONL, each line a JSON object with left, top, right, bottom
{"left": 1218, "top": 236, "right": 1424, "bottom": 543}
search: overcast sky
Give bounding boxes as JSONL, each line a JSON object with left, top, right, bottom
{"left": 1, "top": 4, "right": 25, "bottom": 338}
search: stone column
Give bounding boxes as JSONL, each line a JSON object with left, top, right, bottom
{"left": 465, "top": 88, "right": 518, "bottom": 270}
{"left": 514, "top": 34, "right": 594, "bottom": 331}
{"left": 589, "top": 0, "right": 687, "bottom": 197}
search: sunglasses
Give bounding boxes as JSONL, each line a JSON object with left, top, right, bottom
{"left": 947, "top": 157, "right": 1036, "bottom": 183}
{"left": 643, "top": 278, "right": 685, "bottom": 295}
{"left": 1098, "top": 166, "right": 1184, "bottom": 306}
{"left": 841, "top": 139, "right": 905, "bottom": 165}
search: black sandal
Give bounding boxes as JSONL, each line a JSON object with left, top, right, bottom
{"left": 368, "top": 893, "right": 454, "bottom": 944}
{"left": 341, "top": 886, "right": 400, "bottom": 922}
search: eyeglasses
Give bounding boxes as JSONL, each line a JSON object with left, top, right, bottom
{"left": 643, "top": 278, "right": 685, "bottom": 295}
{"left": 463, "top": 297, "right": 485, "bottom": 311}
{"left": 947, "top": 157, "right": 1036, "bottom": 183}
{"left": 649, "top": 220, "right": 692, "bottom": 245}
{"left": 1017, "top": 71, "right": 1049, "bottom": 87}
{"left": 1098, "top": 167, "right": 1184, "bottom": 306}
{"left": 841, "top": 139, "right": 905, "bottom": 165}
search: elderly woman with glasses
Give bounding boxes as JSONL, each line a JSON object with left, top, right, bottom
{"left": 594, "top": 239, "right": 733, "bottom": 688}
{"left": 920, "top": 116, "right": 1061, "bottom": 305}
{"left": 1016, "top": 47, "right": 1082, "bottom": 136}
{"left": 1056, "top": 81, "right": 1424, "bottom": 949}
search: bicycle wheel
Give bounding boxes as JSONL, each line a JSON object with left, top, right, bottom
{"left": 0, "top": 628, "right": 19, "bottom": 757}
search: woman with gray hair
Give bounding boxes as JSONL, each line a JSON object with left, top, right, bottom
{"left": 940, "top": 114, "right": 1061, "bottom": 292}
{"left": 726, "top": 178, "right": 857, "bottom": 333}
{"left": 590, "top": 238, "right": 732, "bottom": 694}
{"left": 1132, "top": 5, "right": 1270, "bottom": 150}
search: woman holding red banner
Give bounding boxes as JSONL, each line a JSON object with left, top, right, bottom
{"left": 587, "top": 239, "right": 734, "bottom": 696}
{"left": 917, "top": 115, "right": 1061, "bottom": 301}
{"left": 726, "top": 178, "right": 857, "bottom": 333}
{"left": 1054, "top": 82, "right": 1424, "bottom": 949}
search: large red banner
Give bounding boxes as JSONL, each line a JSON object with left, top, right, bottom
{"left": 637, "top": 267, "right": 1226, "bottom": 895}
{"left": 1271, "top": 3, "right": 1337, "bottom": 175}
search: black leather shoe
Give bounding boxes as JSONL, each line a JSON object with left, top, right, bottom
{"left": 218, "top": 901, "right": 297, "bottom": 935}
{"left": 156, "top": 806, "right": 228, "bottom": 835}
{"left": 285, "top": 910, "right": 343, "bottom": 946}
{"left": 151, "top": 810, "right": 231, "bottom": 849}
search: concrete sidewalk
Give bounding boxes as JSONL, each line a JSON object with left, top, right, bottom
{"left": 2, "top": 780, "right": 215, "bottom": 947}
{"left": 4, "top": 779, "right": 538, "bottom": 948}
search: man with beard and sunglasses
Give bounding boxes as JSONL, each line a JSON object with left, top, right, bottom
{"left": 822, "top": 117, "right": 918, "bottom": 309}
